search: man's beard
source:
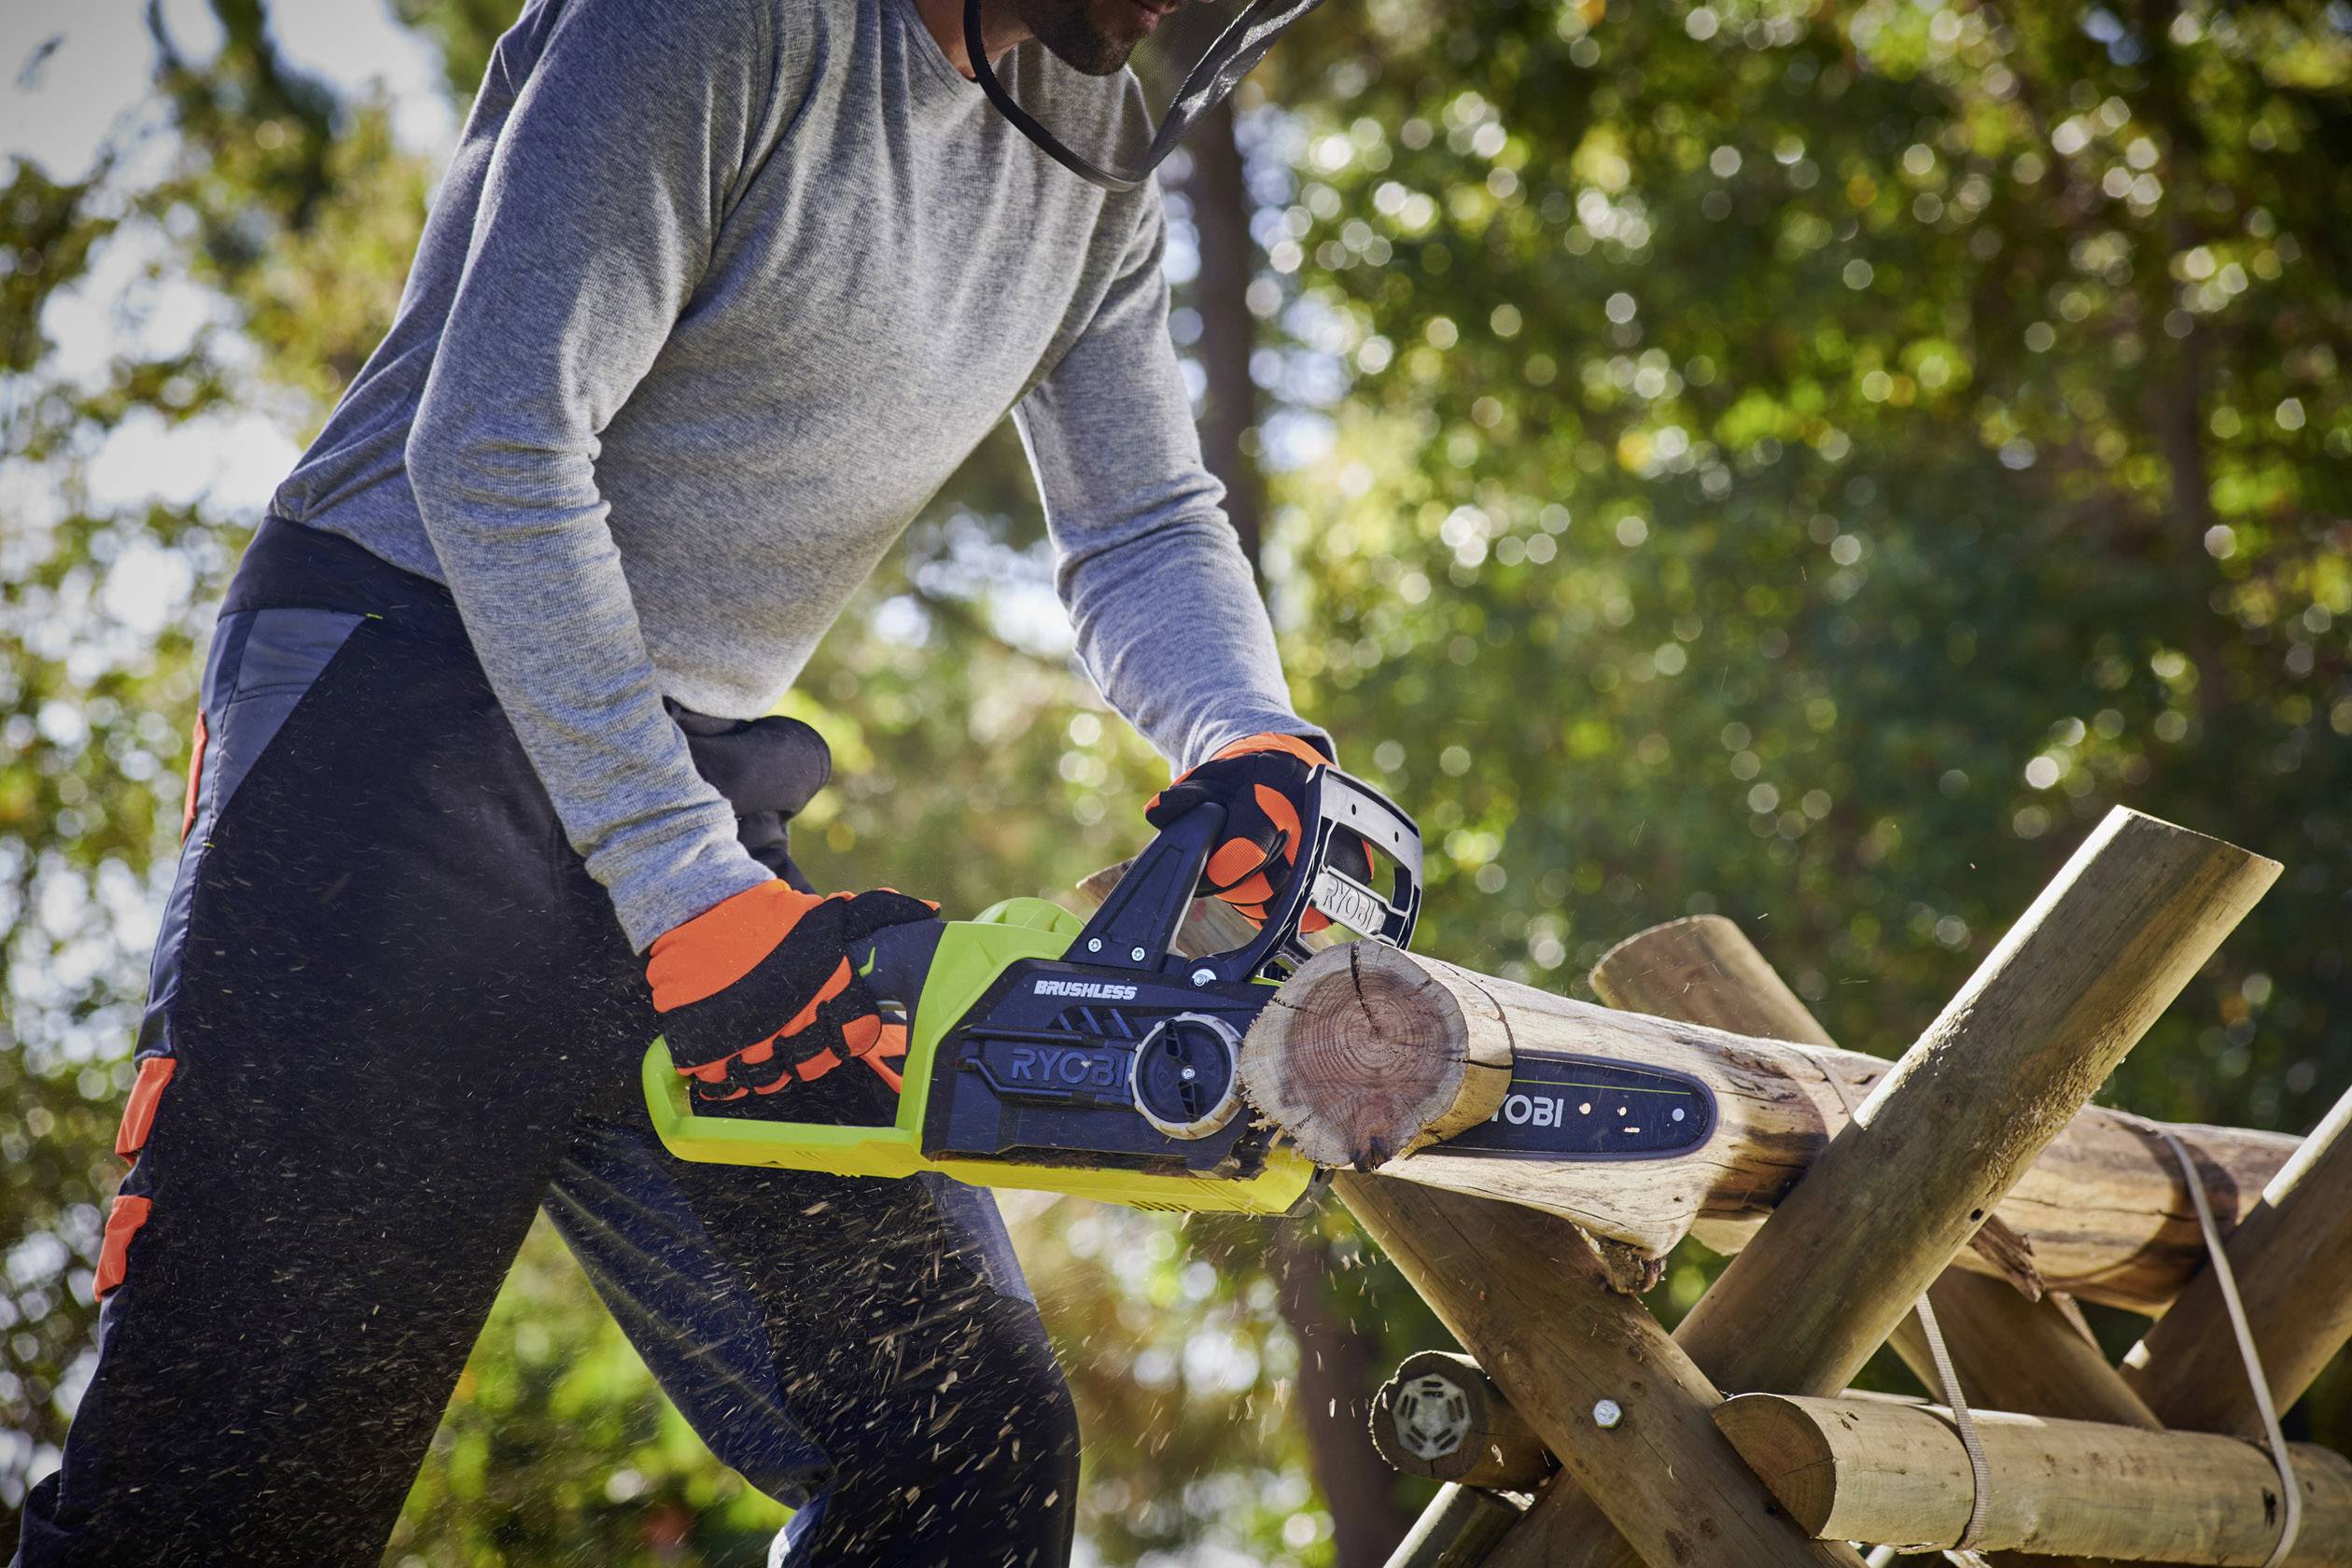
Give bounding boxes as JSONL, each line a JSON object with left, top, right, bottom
{"left": 1008, "top": 0, "right": 1150, "bottom": 77}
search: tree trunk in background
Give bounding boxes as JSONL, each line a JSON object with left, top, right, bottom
{"left": 1276, "top": 1225, "right": 1418, "bottom": 1568}
{"left": 1180, "top": 95, "right": 1266, "bottom": 570}
{"left": 1173, "top": 97, "right": 1407, "bottom": 1564}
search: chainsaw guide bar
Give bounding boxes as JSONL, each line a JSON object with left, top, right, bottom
{"left": 1435, "top": 1053, "right": 1717, "bottom": 1161}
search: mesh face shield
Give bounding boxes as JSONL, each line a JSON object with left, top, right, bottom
{"left": 965, "top": 0, "right": 1323, "bottom": 192}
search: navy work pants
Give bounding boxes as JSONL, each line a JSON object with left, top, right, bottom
{"left": 12, "top": 520, "right": 1078, "bottom": 1566}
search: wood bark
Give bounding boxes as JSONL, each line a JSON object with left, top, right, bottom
{"left": 1239, "top": 945, "right": 2292, "bottom": 1316}
{"left": 1370, "top": 1351, "right": 1553, "bottom": 1490}
{"left": 1337, "top": 1173, "right": 1864, "bottom": 1568}
{"left": 1714, "top": 1393, "right": 2343, "bottom": 1564}
{"left": 2121, "top": 1085, "right": 2352, "bottom": 1436}
{"left": 1485, "top": 808, "right": 2277, "bottom": 1568}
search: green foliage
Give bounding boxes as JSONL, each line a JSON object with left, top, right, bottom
{"left": 393, "top": 0, "right": 516, "bottom": 104}
{"left": 1259, "top": 0, "right": 2351, "bottom": 1436}
{"left": 1267, "top": 0, "right": 2349, "bottom": 1128}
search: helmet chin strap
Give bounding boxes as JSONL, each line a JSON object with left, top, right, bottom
{"left": 962, "top": 0, "right": 1324, "bottom": 194}
{"left": 964, "top": 0, "right": 1147, "bottom": 192}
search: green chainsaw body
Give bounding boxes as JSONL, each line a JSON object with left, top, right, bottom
{"left": 643, "top": 896, "right": 1318, "bottom": 1212}
{"left": 643, "top": 767, "right": 1425, "bottom": 1215}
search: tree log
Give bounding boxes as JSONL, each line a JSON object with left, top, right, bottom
{"left": 1091, "top": 856, "right": 2279, "bottom": 1312}
{"left": 1673, "top": 808, "right": 2276, "bottom": 1394}
{"left": 1883, "top": 1269, "right": 2162, "bottom": 1431}
{"left": 1484, "top": 808, "right": 2277, "bottom": 1568}
{"left": 1371, "top": 1351, "right": 1554, "bottom": 1490}
{"left": 1239, "top": 952, "right": 2291, "bottom": 1316}
{"left": 1337, "top": 1174, "right": 1864, "bottom": 1568}
{"left": 1589, "top": 914, "right": 1838, "bottom": 1045}
{"left": 1593, "top": 918, "right": 2042, "bottom": 1295}
{"left": 2051, "top": 1091, "right": 2352, "bottom": 1568}
{"left": 2121, "top": 1085, "right": 2352, "bottom": 1436}
{"left": 1246, "top": 949, "right": 1516, "bottom": 1169}
{"left": 1714, "top": 1393, "right": 2345, "bottom": 1564}
{"left": 1595, "top": 916, "right": 2167, "bottom": 1568}
{"left": 1595, "top": 916, "right": 2163, "bottom": 1435}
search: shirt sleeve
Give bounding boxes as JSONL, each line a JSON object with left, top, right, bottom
{"left": 404, "top": 0, "right": 774, "bottom": 951}
{"left": 1014, "top": 188, "right": 1326, "bottom": 773}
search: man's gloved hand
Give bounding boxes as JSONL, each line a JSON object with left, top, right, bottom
{"left": 649, "top": 881, "right": 935, "bottom": 1103}
{"left": 1144, "top": 732, "right": 1371, "bottom": 931}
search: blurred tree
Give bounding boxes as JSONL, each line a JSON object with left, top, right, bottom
{"left": 1160, "top": 84, "right": 1423, "bottom": 1566}
{"left": 1180, "top": 98, "right": 1271, "bottom": 569}
{"left": 0, "top": 144, "right": 228, "bottom": 1527}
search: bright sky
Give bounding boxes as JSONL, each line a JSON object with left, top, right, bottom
{"left": 4, "top": 0, "right": 452, "bottom": 181}
{"left": 2, "top": 1, "right": 455, "bottom": 552}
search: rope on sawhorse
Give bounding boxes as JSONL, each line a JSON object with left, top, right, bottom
{"left": 2134, "top": 1114, "right": 2302, "bottom": 1568}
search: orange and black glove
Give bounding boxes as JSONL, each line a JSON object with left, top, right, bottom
{"left": 1144, "top": 732, "right": 1371, "bottom": 931}
{"left": 649, "top": 881, "right": 935, "bottom": 1104}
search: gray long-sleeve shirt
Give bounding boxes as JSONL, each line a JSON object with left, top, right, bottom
{"left": 273, "top": 0, "right": 1313, "bottom": 949}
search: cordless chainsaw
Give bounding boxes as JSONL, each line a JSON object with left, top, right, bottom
{"left": 641, "top": 764, "right": 1423, "bottom": 1214}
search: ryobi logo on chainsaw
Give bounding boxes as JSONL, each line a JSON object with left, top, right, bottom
{"left": 984, "top": 1041, "right": 1126, "bottom": 1094}
{"left": 1032, "top": 978, "right": 1140, "bottom": 1001}
{"left": 1491, "top": 1091, "right": 1570, "bottom": 1129}
{"left": 1448, "top": 1053, "right": 1718, "bottom": 1160}
{"left": 1309, "top": 868, "right": 1389, "bottom": 937}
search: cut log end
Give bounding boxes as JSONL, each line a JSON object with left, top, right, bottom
{"left": 1370, "top": 1350, "right": 1556, "bottom": 1490}
{"left": 1241, "top": 944, "right": 1486, "bottom": 1170}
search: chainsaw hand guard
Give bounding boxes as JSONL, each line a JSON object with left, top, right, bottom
{"left": 1074, "top": 763, "right": 1421, "bottom": 986}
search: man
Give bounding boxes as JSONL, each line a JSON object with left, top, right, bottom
{"left": 13, "top": 0, "right": 1349, "bottom": 1564}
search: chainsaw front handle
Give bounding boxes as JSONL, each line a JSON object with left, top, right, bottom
{"left": 1065, "top": 764, "right": 1421, "bottom": 987}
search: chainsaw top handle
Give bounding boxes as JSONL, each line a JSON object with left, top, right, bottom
{"left": 1067, "top": 763, "right": 1422, "bottom": 986}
